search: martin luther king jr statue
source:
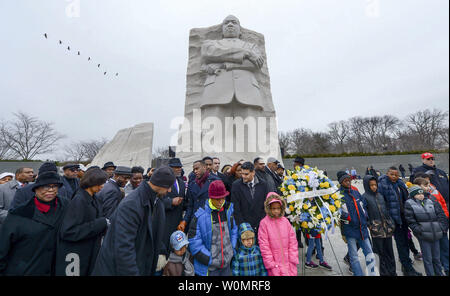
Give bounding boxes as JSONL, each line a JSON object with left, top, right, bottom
{"left": 175, "top": 15, "right": 283, "bottom": 170}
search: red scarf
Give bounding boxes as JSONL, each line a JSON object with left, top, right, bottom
{"left": 195, "top": 171, "right": 209, "bottom": 188}
{"left": 34, "top": 197, "right": 58, "bottom": 213}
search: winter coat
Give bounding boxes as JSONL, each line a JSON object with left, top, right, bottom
{"left": 231, "top": 175, "right": 268, "bottom": 233}
{"left": 231, "top": 222, "right": 267, "bottom": 276}
{"left": 0, "top": 180, "right": 21, "bottom": 225}
{"left": 340, "top": 186, "right": 370, "bottom": 241}
{"left": 162, "top": 250, "right": 195, "bottom": 276}
{"left": 377, "top": 175, "right": 409, "bottom": 225}
{"left": 258, "top": 195, "right": 298, "bottom": 276}
{"left": 428, "top": 185, "right": 448, "bottom": 218}
{"left": 183, "top": 173, "right": 221, "bottom": 227}
{"left": 59, "top": 176, "right": 80, "bottom": 200}
{"left": 0, "top": 195, "right": 68, "bottom": 275}
{"left": 161, "top": 176, "right": 186, "bottom": 256}
{"left": 405, "top": 197, "right": 448, "bottom": 242}
{"left": 412, "top": 164, "right": 449, "bottom": 206}
{"left": 9, "top": 184, "right": 34, "bottom": 211}
{"left": 264, "top": 166, "right": 282, "bottom": 194}
{"left": 56, "top": 188, "right": 108, "bottom": 276}
{"left": 188, "top": 200, "right": 238, "bottom": 276}
{"left": 256, "top": 169, "right": 277, "bottom": 193}
{"left": 362, "top": 175, "right": 394, "bottom": 238}
{"left": 96, "top": 180, "right": 123, "bottom": 219}
{"left": 92, "top": 181, "right": 166, "bottom": 276}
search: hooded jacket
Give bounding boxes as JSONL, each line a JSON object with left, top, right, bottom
{"left": 231, "top": 222, "right": 267, "bottom": 276}
{"left": 188, "top": 200, "right": 238, "bottom": 276}
{"left": 340, "top": 186, "right": 370, "bottom": 241}
{"left": 163, "top": 250, "right": 195, "bottom": 276}
{"left": 258, "top": 194, "right": 298, "bottom": 276}
{"left": 377, "top": 174, "right": 409, "bottom": 225}
{"left": 405, "top": 197, "right": 448, "bottom": 242}
{"left": 362, "top": 175, "right": 394, "bottom": 238}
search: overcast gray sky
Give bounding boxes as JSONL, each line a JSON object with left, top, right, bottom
{"left": 0, "top": 0, "right": 448, "bottom": 161}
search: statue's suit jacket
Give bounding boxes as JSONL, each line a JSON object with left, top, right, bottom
{"left": 200, "top": 38, "right": 264, "bottom": 109}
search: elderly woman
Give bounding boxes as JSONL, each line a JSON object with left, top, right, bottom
{"left": 0, "top": 171, "right": 67, "bottom": 275}
{"left": 0, "top": 173, "right": 14, "bottom": 185}
{"left": 56, "top": 167, "right": 109, "bottom": 276}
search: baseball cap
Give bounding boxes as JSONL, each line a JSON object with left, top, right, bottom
{"left": 421, "top": 152, "right": 434, "bottom": 160}
{"left": 170, "top": 230, "right": 189, "bottom": 251}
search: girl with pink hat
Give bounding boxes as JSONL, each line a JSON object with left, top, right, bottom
{"left": 258, "top": 192, "right": 299, "bottom": 276}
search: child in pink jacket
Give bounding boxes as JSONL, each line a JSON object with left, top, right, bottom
{"left": 258, "top": 192, "right": 299, "bottom": 276}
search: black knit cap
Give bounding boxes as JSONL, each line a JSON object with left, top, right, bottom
{"left": 31, "top": 172, "right": 63, "bottom": 192}
{"left": 337, "top": 171, "right": 351, "bottom": 184}
{"left": 38, "top": 162, "right": 58, "bottom": 174}
{"left": 150, "top": 166, "right": 176, "bottom": 188}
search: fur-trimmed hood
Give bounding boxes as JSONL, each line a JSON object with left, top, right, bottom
{"left": 264, "top": 192, "right": 286, "bottom": 218}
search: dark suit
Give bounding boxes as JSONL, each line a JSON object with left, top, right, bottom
{"left": 92, "top": 182, "right": 165, "bottom": 276}
{"left": 59, "top": 176, "right": 80, "bottom": 200}
{"left": 231, "top": 175, "right": 268, "bottom": 234}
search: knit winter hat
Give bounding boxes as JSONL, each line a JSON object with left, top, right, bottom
{"left": 337, "top": 171, "right": 351, "bottom": 184}
{"left": 38, "top": 162, "right": 58, "bottom": 174}
{"left": 150, "top": 166, "right": 176, "bottom": 188}
{"left": 408, "top": 185, "right": 424, "bottom": 198}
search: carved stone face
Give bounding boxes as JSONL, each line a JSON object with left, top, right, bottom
{"left": 222, "top": 15, "right": 241, "bottom": 38}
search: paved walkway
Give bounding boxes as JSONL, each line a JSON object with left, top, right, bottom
{"left": 296, "top": 180, "right": 427, "bottom": 276}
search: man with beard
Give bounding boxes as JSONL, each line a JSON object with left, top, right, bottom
{"left": 97, "top": 166, "right": 132, "bottom": 219}
{"left": 92, "top": 166, "right": 175, "bottom": 276}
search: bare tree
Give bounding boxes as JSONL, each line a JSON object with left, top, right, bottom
{"left": 289, "top": 128, "right": 313, "bottom": 155}
{"left": 278, "top": 131, "right": 292, "bottom": 154}
{"left": 64, "top": 141, "right": 86, "bottom": 162}
{"left": 63, "top": 138, "right": 108, "bottom": 162}
{"left": 311, "top": 132, "right": 331, "bottom": 154}
{"left": 82, "top": 138, "right": 108, "bottom": 161}
{"left": 153, "top": 146, "right": 170, "bottom": 159}
{"left": 0, "top": 112, "right": 65, "bottom": 160}
{"left": 405, "top": 109, "right": 449, "bottom": 150}
{"left": 328, "top": 120, "right": 349, "bottom": 153}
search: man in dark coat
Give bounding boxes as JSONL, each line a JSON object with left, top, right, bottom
{"left": 411, "top": 152, "right": 449, "bottom": 207}
{"left": 231, "top": 162, "right": 268, "bottom": 235}
{"left": 177, "top": 160, "right": 221, "bottom": 232}
{"left": 92, "top": 166, "right": 176, "bottom": 276}
{"left": 59, "top": 164, "right": 80, "bottom": 199}
{"left": 211, "top": 157, "right": 231, "bottom": 197}
{"left": 96, "top": 166, "right": 132, "bottom": 219}
{"left": 102, "top": 161, "right": 117, "bottom": 179}
{"left": 161, "top": 158, "right": 186, "bottom": 257}
{"left": 0, "top": 172, "right": 68, "bottom": 275}
{"left": 254, "top": 157, "right": 276, "bottom": 193}
{"left": 264, "top": 157, "right": 282, "bottom": 194}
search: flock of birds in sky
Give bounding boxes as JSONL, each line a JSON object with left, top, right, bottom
{"left": 43, "top": 33, "right": 119, "bottom": 77}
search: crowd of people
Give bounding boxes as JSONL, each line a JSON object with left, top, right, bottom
{"left": 0, "top": 152, "right": 448, "bottom": 276}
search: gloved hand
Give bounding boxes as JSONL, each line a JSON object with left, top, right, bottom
{"left": 156, "top": 254, "right": 167, "bottom": 272}
{"left": 177, "top": 221, "right": 187, "bottom": 232}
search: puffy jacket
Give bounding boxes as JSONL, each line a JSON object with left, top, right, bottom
{"left": 377, "top": 175, "right": 408, "bottom": 225}
{"left": 405, "top": 197, "right": 448, "bottom": 242}
{"left": 188, "top": 200, "right": 238, "bottom": 276}
{"left": 231, "top": 223, "right": 267, "bottom": 276}
{"left": 411, "top": 164, "right": 449, "bottom": 205}
{"left": 340, "top": 186, "right": 370, "bottom": 241}
{"left": 258, "top": 195, "right": 298, "bottom": 276}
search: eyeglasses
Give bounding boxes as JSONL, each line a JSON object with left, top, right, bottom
{"left": 426, "top": 158, "right": 435, "bottom": 161}
{"left": 41, "top": 184, "right": 59, "bottom": 191}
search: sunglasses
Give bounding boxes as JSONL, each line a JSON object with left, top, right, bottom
{"left": 426, "top": 157, "right": 435, "bottom": 161}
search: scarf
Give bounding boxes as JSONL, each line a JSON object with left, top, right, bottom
{"left": 34, "top": 196, "right": 58, "bottom": 213}
{"left": 195, "top": 171, "right": 209, "bottom": 188}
